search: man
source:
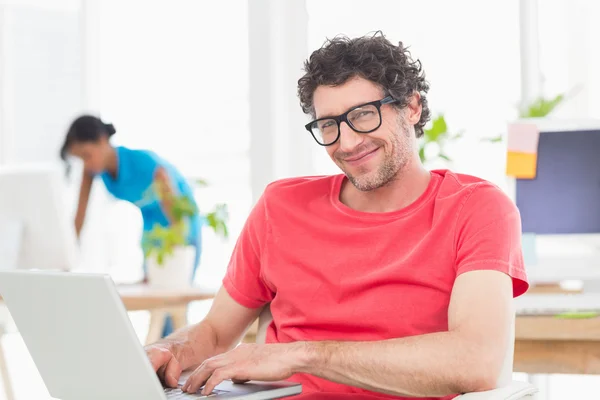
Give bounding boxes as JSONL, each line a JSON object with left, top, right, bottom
{"left": 146, "top": 32, "right": 528, "bottom": 400}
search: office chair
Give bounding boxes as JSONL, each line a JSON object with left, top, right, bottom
{"left": 254, "top": 306, "right": 538, "bottom": 400}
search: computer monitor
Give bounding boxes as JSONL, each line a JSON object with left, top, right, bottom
{"left": 511, "top": 119, "right": 600, "bottom": 281}
{"left": 515, "top": 119, "right": 600, "bottom": 235}
{"left": 0, "top": 164, "right": 77, "bottom": 270}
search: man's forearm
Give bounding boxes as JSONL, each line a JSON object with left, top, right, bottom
{"left": 156, "top": 320, "right": 222, "bottom": 371}
{"left": 298, "top": 331, "right": 503, "bottom": 398}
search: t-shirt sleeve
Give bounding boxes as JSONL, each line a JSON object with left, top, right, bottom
{"left": 455, "top": 184, "right": 529, "bottom": 298}
{"left": 223, "top": 192, "right": 274, "bottom": 309}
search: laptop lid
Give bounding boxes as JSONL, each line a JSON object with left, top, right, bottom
{"left": 0, "top": 271, "right": 302, "bottom": 400}
{"left": 0, "top": 270, "right": 166, "bottom": 400}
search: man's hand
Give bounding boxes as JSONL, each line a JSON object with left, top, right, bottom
{"left": 181, "top": 342, "right": 306, "bottom": 396}
{"left": 142, "top": 288, "right": 265, "bottom": 393}
{"left": 146, "top": 345, "right": 183, "bottom": 388}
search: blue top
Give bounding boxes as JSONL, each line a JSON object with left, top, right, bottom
{"left": 100, "top": 146, "right": 200, "bottom": 246}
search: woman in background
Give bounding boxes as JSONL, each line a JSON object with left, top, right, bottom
{"left": 60, "top": 115, "right": 201, "bottom": 337}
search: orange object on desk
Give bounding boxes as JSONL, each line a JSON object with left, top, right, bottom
{"left": 506, "top": 151, "right": 537, "bottom": 179}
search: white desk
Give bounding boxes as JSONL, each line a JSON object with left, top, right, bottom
{"left": 526, "top": 264, "right": 600, "bottom": 285}
{"left": 515, "top": 289, "right": 600, "bottom": 375}
{"left": 515, "top": 292, "right": 600, "bottom": 316}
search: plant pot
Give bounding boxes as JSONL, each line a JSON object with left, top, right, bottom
{"left": 146, "top": 245, "right": 195, "bottom": 289}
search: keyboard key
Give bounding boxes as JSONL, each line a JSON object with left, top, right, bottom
{"left": 165, "top": 386, "right": 229, "bottom": 398}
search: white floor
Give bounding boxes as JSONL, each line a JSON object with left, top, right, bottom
{"left": 0, "top": 303, "right": 598, "bottom": 400}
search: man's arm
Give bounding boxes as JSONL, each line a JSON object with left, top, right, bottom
{"left": 299, "top": 269, "right": 513, "bottom": 397}
{"left": 145, "top": 286, "right": 262, "bottom": 387}
{"left": 153, "top": 186, "right": 273, "bottom": 391}
{"left": 187, "top": 269, "right": 514, "bottom": 397}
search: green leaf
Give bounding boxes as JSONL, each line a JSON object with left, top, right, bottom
{"left": 143, "top": 177, "right": 230, "bottom": 265}
{"left": 452, "top": 130, "right": 465, "bottom": 140}
{"left": 420, "top": 113, "right": 464, "bottom": 165}
{"left": 555, "top": 311, "right": 599, "bottom": 319}
{"left": 195, "top": 178, "right": 209, "bottom": 187}
{"left": 482, "top": 135, "right": 503, "bottom": 143}
{"left": 171, "top": 195, "right": 198, "bottom": 221}
{"left": 418, "top": 146, "right": 426, "bottom": 163}
{"left": 424, "top": 115, "right": 448, "bottom": 142}
{"left": 204, "top": 203, "right": 230, "bottom": 239}
{"left": 520, "top": 93, "right": 565, "bottom": 118}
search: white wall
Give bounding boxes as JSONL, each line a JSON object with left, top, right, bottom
{"left": 539, "top": 0, "right": 600, "bottom": 119}
{"left": 0, "top": 0, "right": 118, "bottom": 275}
{"left": 0, "top": 1, "right": 82, "bottom": 166}
{"left": 80, "top": 0, "right": 253, "bottom": 286}
{"left": 247, "top": 0, "right": 316, "bottom": 202}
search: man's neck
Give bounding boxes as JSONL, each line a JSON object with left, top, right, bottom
{"left": 339, "top": 161, "right": 431, "bottom": 213}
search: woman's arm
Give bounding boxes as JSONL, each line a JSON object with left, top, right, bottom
{"left": 74, "top": 172, "right": 93, "bottom": 237}
{"left": 153, "top": 167, "right": 177, "bottom": 223}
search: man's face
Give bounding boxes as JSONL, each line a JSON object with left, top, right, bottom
{"left": 312, "top": 77, "right": 420, "bottom": 191}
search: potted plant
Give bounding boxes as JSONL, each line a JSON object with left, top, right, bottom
{"left": 419, "top": 114, "right": 463, "bottom": 167}
{"left": 142, "top": 178, "right": 229, "bottom": 289}
{"left": 483, "top": 92, "right": 570, "bottom": 143}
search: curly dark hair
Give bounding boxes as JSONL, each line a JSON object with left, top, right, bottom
{"left": 297, "top": 32, "right": 431, "bottom": 138}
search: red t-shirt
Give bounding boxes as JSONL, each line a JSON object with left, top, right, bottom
{"left": 223, "top": 170, "right": 528, "bottom": 399}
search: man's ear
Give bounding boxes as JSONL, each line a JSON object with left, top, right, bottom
{"left": 406, "top": 92, "right": 422, "bottom": 126}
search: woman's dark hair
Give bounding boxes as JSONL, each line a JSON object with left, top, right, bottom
{"left": 297, "top": 31, "right": 431, "bottom": 138}
{"left": 60, "top": 115, "right": 116, "bottom": 161}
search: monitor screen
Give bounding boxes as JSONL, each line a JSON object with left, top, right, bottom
{"left": 516, "top": 128, "right": 600, "bottom": 234}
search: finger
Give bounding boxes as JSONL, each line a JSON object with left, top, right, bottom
{"left": 157, "top": 364, "right": 168, "bottom": 385}
{"left": 202, "top": 368, "right": 232, "bottom": 396}
{"left": 164, "top": 357, "right": 182, "bottom": 388}
{"left": 182, "top": 356, "right": 229, "bottom": 393}
{"left": 182, "top": 365, "right": 212, "bottom": 394}
{"left": 147, "top": 348, "right": 169, "bottom": 372}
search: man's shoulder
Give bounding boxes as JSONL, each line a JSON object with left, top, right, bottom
{"left": 435, "top": 169, "right": 511, "bottom": 200}
{"left": 263, "top": 175, "right": 340, "bottom": 200}
{"left": 434, "top": 169, "right": 518, "bottom": 222}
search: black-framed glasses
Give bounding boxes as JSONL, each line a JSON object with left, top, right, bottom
{"left": 305, "top": 96, "right": 398, "bottom": 146}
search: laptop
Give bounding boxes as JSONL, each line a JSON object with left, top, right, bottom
{"left": 0, "top": 270, "right": 301, "bottom": 400}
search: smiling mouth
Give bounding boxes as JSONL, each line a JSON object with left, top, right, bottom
{"left": 344, "top": 147, "right": 379, "bottom": 162}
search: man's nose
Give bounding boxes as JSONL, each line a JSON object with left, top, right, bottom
{"left": 338, "top": 122, "right": 364, "bottom": 153}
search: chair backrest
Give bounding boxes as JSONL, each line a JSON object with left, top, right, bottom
{"left": 497, "top": 311, "right": 516, "bottom": 387}
{"left": 255, "top": 304, "right": 515, "bottom": 388}
{"left": 256, "top": 305, "right": 272, "bottom": 345}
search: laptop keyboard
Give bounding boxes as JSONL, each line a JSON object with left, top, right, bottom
{"left": 165, "top": 386, "right": 230, "bottom": 398}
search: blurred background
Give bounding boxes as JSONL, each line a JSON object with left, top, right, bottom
{"left": 0, "top": 0, "right": 599, "bottom": 398}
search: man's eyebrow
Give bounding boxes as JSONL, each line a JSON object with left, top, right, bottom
{"left": 316, "top": 99, "right": 379, "bottom": 119}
